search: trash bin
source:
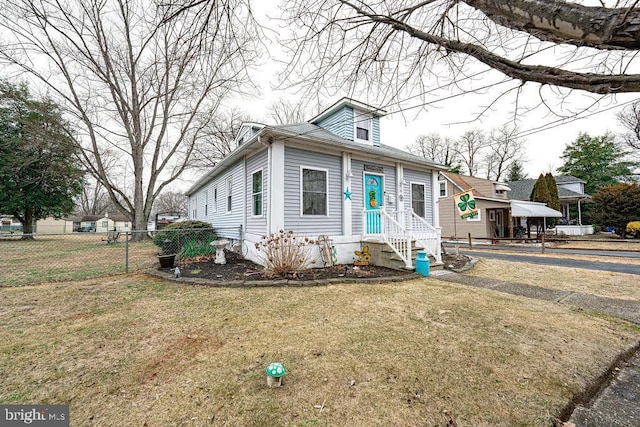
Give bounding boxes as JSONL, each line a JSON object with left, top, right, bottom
{"left": 415, "top": 251, "right": 430, "bottom": 277}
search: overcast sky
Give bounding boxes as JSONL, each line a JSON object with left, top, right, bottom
{"left": 226, "top": 0, "right": 638, "bottom": 181}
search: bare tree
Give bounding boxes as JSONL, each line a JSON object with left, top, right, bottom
{"left": 153, "top": 191, "right": 188, "bottom": 216}
{"left": 191, "top": 108, "right": 254, "bottom": 169}
{"left": 617, "top": 101, "right": 640, "bottom": 157}
{"left": 456, "top": 129, "right": 488, "bottom": 176}
{"left": 279, "top": 0, "right": 640, "bottom": 114}
{"left": 406, "top": 133, "right": 461, "bottom": 170}
{"left": 484, "top": 125, "right": 525, "bottom": 181}
{"left": 0, "top": 0, "right": 260, "bottom": 232}
{"left": 267, "top": 98, "right": 316, "bottom": 124}
{"left": 77, "top": 178, "right": 111, "bottom": 216}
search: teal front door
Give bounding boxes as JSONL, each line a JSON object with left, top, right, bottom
{"left": 364, "top": 174, "right": 383, "bottom": 233}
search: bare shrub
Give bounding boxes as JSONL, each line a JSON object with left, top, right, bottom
{"left": 255, "top": 230, "right": 315, "bottom": 278}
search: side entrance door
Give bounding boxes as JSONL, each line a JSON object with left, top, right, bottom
{"left": 496, "top": 210, "right": 504, "bottom": 237}
{"left": 364, "top": 173, "right": 383, "bottom": 233}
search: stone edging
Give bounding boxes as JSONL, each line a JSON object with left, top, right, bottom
{"left": 449, "top": 256, "right": 479, "bottom": 273}
{"left": 146, "top": 268, "right": 422, "bottom": 287}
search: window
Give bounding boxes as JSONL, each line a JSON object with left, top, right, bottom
{"left": 102, "top": 220, "right": 108, "bottom": 228}
{"left": 226, "top": 177, "right": 232, "bottom": 213}
{"left": 213, "top": 187, "right": 217, "bottom": 213}
{"left": 354, "top": 110, "right": 371, "bottom": 142}
{"left": 439, "top": 180, "right": 447, "bottom": 197}
{"left": 302, "top": 168, "right": 327, "bottom": 215}
{"left": 411, "top": 183, "right": 426, "bottom": 217}
{"left": 192, "top": 197, "right": 197, "bottom": 218}
{"left": 204, "top": 190, "right": 208, "bottom": 216}
{"left": 252, "top": 169, "right": 263, "bottom": 216}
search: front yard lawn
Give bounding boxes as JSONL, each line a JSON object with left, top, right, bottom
{"left": 1, "top": 271, "right": 637, "bottom": 426}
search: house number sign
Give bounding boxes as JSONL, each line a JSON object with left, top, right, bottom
{"left": 363, "top": 164, "right": 383, "bottom": 173}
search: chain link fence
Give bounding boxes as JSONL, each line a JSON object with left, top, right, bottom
{"left": 0, "top": 227, "right": 241, "bottom": 286}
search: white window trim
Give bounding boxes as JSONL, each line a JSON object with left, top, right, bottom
{"left": 438, "top": 180, "right": 448, "bottom": 198}
{"left": 225, "top": 176, "right": 233, "bottom": 214}
{"left": 467, "top": 209, "right": 481, "bottom": 222}
{"left": 354, "top": 109, "right": 372, "bottom": 144}
{"left": 212, "top": 187, "right": 217, "bottom": 213}
{"left": 204, "top": 190, "right": 208, "bottom": 217}
{"left": 409, "top": 181, "right": 426, "bottom": 217}
{"left": 251, "top": 168, "right": 264, "bottom": 218}
{"left": 300, "top": 166, "right": 329, "bottom": 217}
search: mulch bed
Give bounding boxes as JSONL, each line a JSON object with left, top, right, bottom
{"left": 162, "top": 251, "right": 417, "bottom": 283}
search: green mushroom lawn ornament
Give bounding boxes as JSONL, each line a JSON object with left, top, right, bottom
{"left": 266, "top": 362, "right": 286, "bottom": 388}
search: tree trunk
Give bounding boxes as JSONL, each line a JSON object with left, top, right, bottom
{"left": 20, "top": 208, "right": 35, "bottom": 240}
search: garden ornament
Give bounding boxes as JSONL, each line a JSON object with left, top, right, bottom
{"left": 265, "top": 362, "right": 286, "bottom": 387}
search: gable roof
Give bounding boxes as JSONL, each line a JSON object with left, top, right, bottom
{"left": 309, "top": 97, "right": 387, "bottom": 123}
{"left": 440, "top": 172, "right": 510, "bottom": 199}
{"left": 186, "top": 122, "right": 447, "bottom": 195}
{"left": 508, "top": 177, "right": 590, "bottom": 201}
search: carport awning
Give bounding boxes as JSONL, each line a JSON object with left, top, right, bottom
{"left": 510, "top": 201, "right": 562, "bottom": 218}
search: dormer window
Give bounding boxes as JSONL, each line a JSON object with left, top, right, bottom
{"left": 354, "top": 110, "right": 372, "bottom": 143}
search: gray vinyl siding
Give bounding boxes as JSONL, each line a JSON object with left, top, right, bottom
{"left": 404, "top": 168, "right": 434, "bottom": 223}
{"left": 372, "top": 116, "right": 380, "bottom": 146}
{"left": 246, "top": 148, "right": 268, "bottom": 235}
{"left": 350, "top": 159, "right": 396, "bottom": 234}
{"left": 283, "top": 147, "right": 342, "bottom": 235}
{"left": 317, "top": 106, "right": 353, "bottom": 141}
{"left": 190, "top": 160, "right": 244, "bottom": 239}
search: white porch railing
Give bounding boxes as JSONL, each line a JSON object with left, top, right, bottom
{"left": 410, "top": 210, "right": 442, "bottom": 263}
{"left": 362, "top": 208, "right": 442, "bottom": 268}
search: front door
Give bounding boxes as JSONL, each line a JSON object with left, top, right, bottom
{"left": 496, "top": 210, "right": 504, "bottom": 237}
{"left": 364, "top": 174, "right": 383, "bottom": 233}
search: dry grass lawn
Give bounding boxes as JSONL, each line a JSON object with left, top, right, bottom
{"left": 467, "top": 258, "right": 640, "bottom": 302}
{"left": 557, "top": 239, "right": 640, "bottom": 252}
{"left": 1, "top": 273, "right": 638, "bottom": 426}
{"left": 0, "top": 234, "right": 157, "bottom": 286}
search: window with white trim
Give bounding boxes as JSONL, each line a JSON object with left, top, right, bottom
{"left": 213, "top": 187, "right": 217, "bottom": 213}
{"left": 438, "top": 180, "right": 447, "bottom": 197}
{"left": 252, "top": 169, "right": 263, "bottom": 216}
{"left": 354, "top": 110, "right": 372, "bottom": 143}
{"left": 302, "top": 168, "right": 327, "bottom": 215}
{"left": 411, "top": 183, "right": 426, "bottom": 218}
{"left": 204, "top": 190, "right": 208, "bottom": 216}
{"left": 226, "top": 177, "right": 232, "bottom": 213}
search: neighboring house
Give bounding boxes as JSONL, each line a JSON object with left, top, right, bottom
{"left": 77, "top": 214, "right": 131, "bottom": 232}
{"left": 508, "top": 176, "right": 593, "bottom": 235}
{"left": 34, "top": 217, "right": 74, "bottom": 234}
{"left": 186, "top": 98, "right": 446, "bottom": 268}
{"left": 0, "top": 216, "right": 22, "bottom": 233}
{"left": 437, "top": 172, "right": 562, "bottom": 239}
{"left": 154, "top": 212, "right": 187, "bottom": 230}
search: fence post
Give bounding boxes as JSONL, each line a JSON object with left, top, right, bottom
{"left": 125, "top": 231, "right": 129, "bottom": 273}
{"left": 468, "top": 233, "right": 472, "bottom": 249}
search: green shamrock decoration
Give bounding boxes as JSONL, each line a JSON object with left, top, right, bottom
{"left": 457, "top": 193, "right": 476, "bottom": 212}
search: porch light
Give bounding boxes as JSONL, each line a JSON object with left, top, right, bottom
{"left": 266, "top": 362, "right": 286, "bottom": 387}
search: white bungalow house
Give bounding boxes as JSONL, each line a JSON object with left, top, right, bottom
{"left": 76, "top": 213, "right": 131, "bottom": 232}
{"left": 185, "top": 98, "right": 445, "bottom": 269}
